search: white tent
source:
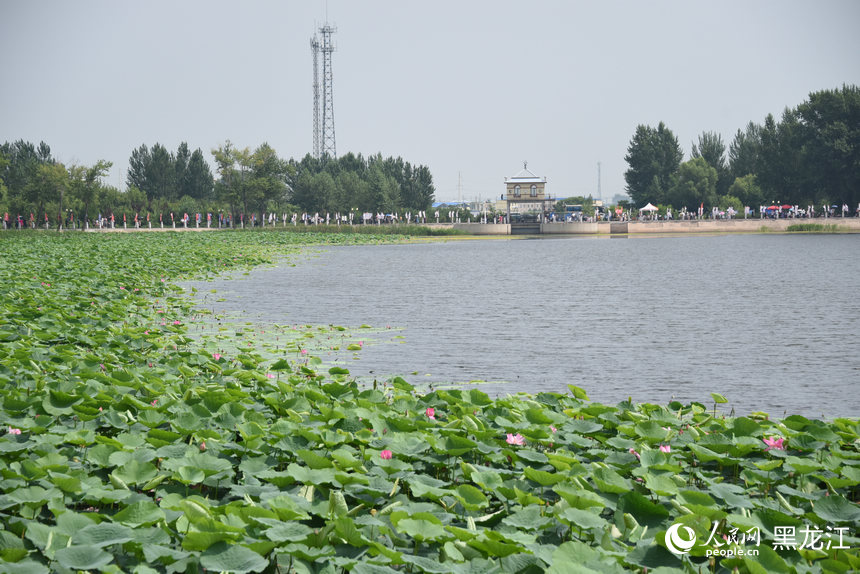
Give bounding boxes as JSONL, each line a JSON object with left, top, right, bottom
{"left": 639, "top": 203, "right": 658, "bottom": 212}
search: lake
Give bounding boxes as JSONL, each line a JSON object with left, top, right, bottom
{"left": 189, "top": 234, "right": 860, "bottom": 419}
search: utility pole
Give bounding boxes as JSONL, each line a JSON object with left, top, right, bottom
{"left": 597, "top": 161, "right": 602, "bottom": 201}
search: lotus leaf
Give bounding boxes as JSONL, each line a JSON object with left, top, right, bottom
{"left": 53, "top": 545, "right": 114, "bottom": 570}
{"left": 200, "top": 541, "right": 268, "bottom": 573}
{"left": 1, "top": 232, "right": 857, "bottom": 573}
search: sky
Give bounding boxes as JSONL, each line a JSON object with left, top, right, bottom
{"left": 2, "top": 1, "right": 859, "bottom": 204}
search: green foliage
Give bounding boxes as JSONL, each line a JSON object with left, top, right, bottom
{"left": 692, "top": 131, "right": 731, "bottom": 196}
{"left": 785, "top": 223, "right": 841, "bottom": 233}
{"left": 729, "top": 174, "right": 764, "bottom": 208}
{"left": 289, "top": 152, "right": 435, "bottom": 214}
{"left": 729, "top": 121, "right": 763, "bottom": 181}
{"left": 128, "top": 142, "right": 214, "bottom": 203}
{"left": 667, "top": 156, "right": 717, "bottom": 210}
{"left": 718, "top": 194, "right": 743, "bottom": 215}
{"left": 0, "top": 231, "right": 857, "bottom": 573}
{"left": 624, "top": 122, "right": 683, "bottom": 206}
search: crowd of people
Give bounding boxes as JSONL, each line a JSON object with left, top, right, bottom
{"left": 4, "top": 203, "right": 860, "bottom": 231}
{"left": 631, "top": 203, "right": 860, "bottom": 222}
{"left": 1, "top": 210, "right": 437, "bottom": 230}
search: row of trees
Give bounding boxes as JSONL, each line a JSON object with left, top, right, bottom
{"left": 127, "top": 142, "right": 213, "bottom": 203}
{"left": 288, "top": 153, "right": 435, "bottom": 215}
{"left": 1, "top": 139, "right": 436, "bottom": 225}
{"left": 624, "top": 85, "right": 860, "bottom": 212}
{"left": 0, "top": 140, "right": 114, "bottom": 225}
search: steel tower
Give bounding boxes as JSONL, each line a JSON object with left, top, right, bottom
{"left": 310, "top": 35, "right": 321, "bottom": 158}
{"left": 319, "top": 24, "right": 337, "bottom": 159}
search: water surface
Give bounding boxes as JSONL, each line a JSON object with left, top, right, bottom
{"left": 191, "top": 234, "right": 860, "bottom": 419}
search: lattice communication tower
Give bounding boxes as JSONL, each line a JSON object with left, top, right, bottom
{"left": 311, "top": 24, "right": 337, "bottom": 159}
{"left": 310, "top": 35, "right": 321, "bottom": 159}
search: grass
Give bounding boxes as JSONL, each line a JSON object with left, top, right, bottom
{"left": 786, "top": 223, "right": 842, "bottom": 233}
{"left": 262, "top": 223, "right": 466, "bottom": 236}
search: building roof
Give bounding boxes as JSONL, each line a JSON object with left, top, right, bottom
{"left": 506, "top": 163, "right": 546, "bottom": 184}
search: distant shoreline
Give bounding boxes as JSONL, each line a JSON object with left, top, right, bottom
{"left": 447, "top": 218, "right": 860, "bottom": 235}
{"left": 7, "top": 217, "right": 859, "bottom": 235}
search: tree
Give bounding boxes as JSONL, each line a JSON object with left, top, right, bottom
{"left": 29, "top": 162, "right": 68, "bottom": 226}
{"left": 337, "top": 171, "right": 368, "bottom": 212}
{"left": 667, "top": 157, "right": 717, "bottom": 210}
{"left": 796, "top": 84, "right": 860, "bottom": 207}
{"left": 410, "top": 164, "right": 435, "bottom": 210}
{"left": 718, "top": 194, "right": 743, "bottom": 215}
{"left": 624, "top": 122, "right": 683, "bottom": 206}
{"left": 70, "top": 159, "right": 112, "bottom": 223}
{"left": 246, "top": 143, "right": 290, "bottom": 212}
{"left": 2, "top": 140, "right": 46, "bottom": 214}
{"left": 184, "top": 148, "right": 214, "bottom": 200}
{"left": 174, "top": 142, "right": 190, "bottom": 197}
{"left": 127, "top": 144, "right": 150, "bottom": 192}
{"left": 128, "top": 142, "right": 213, "bottom": 204}
{"left": 212, "top": 141, "right": 239, "bottom": 214}
{"left": 365, "top": 163, "right": 400, "bottom": 212}
{"left": 728, "top": 174, "right": 764, "bottom": 208}
{"left": 728, "top": 121, "right": 762, "bottom": 181}
{"left": 0, "top": 151, "right": 8, "bottom": 207}
{"left": 691, "top": 131, "right": 730, "bottom": 196}
{"left": 147, "top": 143, "right": 174, "bottom": 200}
{"left": 756, "top": 110, "right": 806, "bottom": 205}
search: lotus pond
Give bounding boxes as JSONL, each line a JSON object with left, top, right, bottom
{"left": 0, "top": 230, "right": 858, "bottom": 574}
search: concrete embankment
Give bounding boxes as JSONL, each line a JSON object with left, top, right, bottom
{"left": 450, "top": 218, "right": 860, "bottom": 235}
{"left": 69, "top": 218, "right": 860, "bottom": 235}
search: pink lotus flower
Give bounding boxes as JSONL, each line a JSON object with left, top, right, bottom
{"left": 764, "top": 436, "right": 785, "bottom": 451}
{"left": 7, "top": 427, "right": 21, "bottom": 435}
{"left": 266, "top": 373, "right": 275, "bottom": 379}
{"left": 659, "top": 444, "right": 671, "bottom": 453}
{"left": 506, "top": 433, "right": 525, "bottom": 446}
{"left": 425, "top": 407, "right": 436, "bottom": 420}
{"left": 550, "top": 426, "right": 557, "bottom": 433}
{"left": 200, "top": 442, "right": 206, "bottom": 451}
{"left": 173, "top": 320, "right": 181, "bottom": 325}
{"left": 628, "top": 448, "right": 641, "bottom": 460}
{"left": 151, "top": 400, "right": 157, "bottom": 406}
{"left": 379, "top": 450, "right": 393, "bottom": 460}
{"left": 213, "top": 353, "right": 221, "bottom": 361}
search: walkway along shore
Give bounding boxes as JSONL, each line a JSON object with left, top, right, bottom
{"left": 447, "top": 218, "right": 860, "bottom": 235}
{"left": 46, "top": 217, "right": 860, "bottom": 235}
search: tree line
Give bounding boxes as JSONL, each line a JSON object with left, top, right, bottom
{"left": 0, "top": 140, "right": 436, "bottom": 226}
{"left": 624, "top": 85, "right": 860, "bottom": 212}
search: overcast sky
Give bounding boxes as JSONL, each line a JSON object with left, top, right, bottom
{"left": 2, "top": 1, "right": 859, "bottom": 203}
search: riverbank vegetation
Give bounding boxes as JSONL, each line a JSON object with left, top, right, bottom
{"left": 0, "top": 142, "right": 434, "bottom": 229}
{"left": 0, "top": 231, "right": 858, "bottom": 573}
{"left": 786, "top": 223, "right": 842, "bottom": 233}
{"left": 5, "top": 85, "right": 858, "bottom": 231}
{"left": 273, "top": 223, "right": 465, "bottom": 237}
{"left": 624, "top": 85, "right": 860, "bottom": 216}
